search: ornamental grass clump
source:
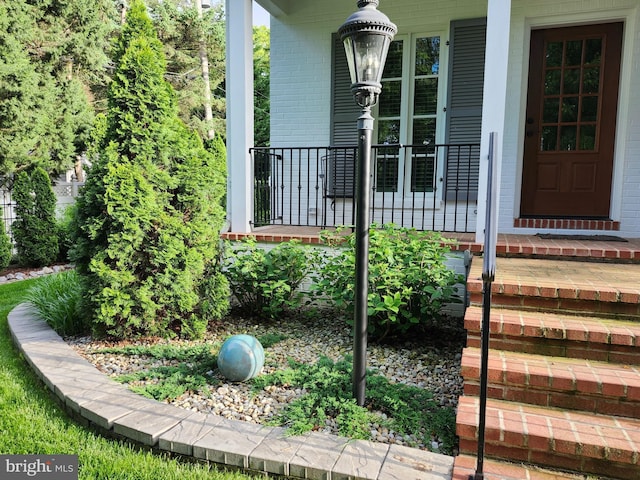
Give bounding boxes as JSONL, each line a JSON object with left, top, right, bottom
{"left": 314, "top": 224, "right": 464, "bottom": 341}
{"left": 70, "top": 0, "right": 228, "bottom": 339}
{"left": 24, "top": 270, "right": 86, "bottom": 336}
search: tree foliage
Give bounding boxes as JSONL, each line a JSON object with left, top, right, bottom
{"left": 0, "top": 0, "right": 116, "bottom": 175}
{"left": 12, "top": 168, "right": 59, "bottom": 267}
{"left": 148, "top": 0, "right": 226, "bottom": 139}
{"left": 254, "top": 26, "right": 270, "bottom": 146}
{"left": 71, "top": 0, "right": 228, "bottom": 339}
{"left": 0, "top": 217, "right": 12, "bottom": 270}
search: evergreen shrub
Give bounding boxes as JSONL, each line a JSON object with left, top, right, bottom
{"left": 70, "top": 0, "right": 227, "bottom": 339}
{"left": 0, "top": 217, "right": 11, "bottom": 270}
{"left": 12, "top": 168, "right": 59, "bottom": 267}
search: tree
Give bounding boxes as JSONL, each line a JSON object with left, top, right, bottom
{"left": 71, "top": 0, "right": 228, "bottom": 339}
{"left": 254, "top": 26, "right": 270, "bottom": 146}
{"left": 148, "top": 0, "right": 226, "bottom": 140}
{"left": 0, "top": 0, "right": 117, "bottom": 175}
{"left": 12, "top": 168, "right": 59, "bottom": 267}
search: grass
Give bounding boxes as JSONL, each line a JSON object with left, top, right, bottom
{"left": 0, "top": 279, "right": 264, "bottom": 480}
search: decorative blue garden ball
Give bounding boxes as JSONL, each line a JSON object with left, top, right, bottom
{"left": 217, "top": 335, "right": 265, "bottom": 382}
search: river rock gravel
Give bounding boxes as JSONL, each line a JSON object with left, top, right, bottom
{"left": 68, "top": 310, "right": 465, "bottom": 452}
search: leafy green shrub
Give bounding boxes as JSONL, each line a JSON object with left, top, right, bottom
{"left": 12, "top": 168, "right": 59, "bottom": 267}
{"left": 224, "top": 238, "right": 318, "bottom": 319}
{"left": 313, "top": 224, "right": 464, "bottom": 341}
{"left": 0, "top": 217, "right": 11, "bottom": 270}
{"left": 24, "top": 270, "right": 87, "bottom": 336}
{"left": 70, "top": 0, "right": 228, "bottom": 339}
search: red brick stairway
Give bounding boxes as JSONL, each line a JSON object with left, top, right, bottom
{"left": 454, "top": 252, "right": 640, "bottom": 479}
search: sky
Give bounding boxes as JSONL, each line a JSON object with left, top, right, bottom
{"left": 253, "top": 1, "right": 270, "bottom": 27}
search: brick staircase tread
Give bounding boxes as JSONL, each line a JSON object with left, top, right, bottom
{"left": 465, "top": 306, "right": 640, "bottom": 346}
{"left": 453, "top": 454, "right": 591, "bottom": 480}
{"left": 467, "top": 257, "right": 640, "bottom": 303}
{"left": 461, "top": 347, "right": 640, "bottom": 397}
{"left": 457, "top": 396, "right": 640, "bottom": 462}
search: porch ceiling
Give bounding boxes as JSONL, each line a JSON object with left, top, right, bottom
{"left": 255, "top": 0, "right": 294, "bottom": 17}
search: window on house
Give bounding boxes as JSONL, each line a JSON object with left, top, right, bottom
{"left": 376, "top": 35, "right": 441, "bottom": 194}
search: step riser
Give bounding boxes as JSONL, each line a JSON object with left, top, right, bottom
{"left": 458, "top": 438, "right": 640, "bottom": 480}
{"left": 469, "top": 292, "right": 640, "bottom": 318}
{"left": 465, "top": 334, "right": 640, "bottom": 365}
{"left": 463, "top": 383, "right": 640, "bottom": 419}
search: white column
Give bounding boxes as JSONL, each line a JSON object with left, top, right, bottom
{"left": 225, "top": 0, "right": 254, "bottom": 233}
{"left": 475, "top": 0, "right": 511, "bottom": 243}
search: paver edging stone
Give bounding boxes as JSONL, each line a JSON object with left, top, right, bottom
{"left": 7, "top": 303, "right": 455, "bottom": 480}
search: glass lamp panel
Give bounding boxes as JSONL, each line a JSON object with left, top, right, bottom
{"left": 343, "top": 37, "right": 358, "bottom": 84}
{"left": 353, "top": 33, "right": 388, "bottom": 83}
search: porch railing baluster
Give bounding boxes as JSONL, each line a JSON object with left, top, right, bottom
{"left": 250, "top": 143, "right": 479, "bottom": 233}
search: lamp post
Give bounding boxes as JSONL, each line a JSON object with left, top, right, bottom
{"left": 339, "top": 0, "right": 396, "bottom": 407}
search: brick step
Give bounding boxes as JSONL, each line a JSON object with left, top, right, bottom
{"left": 467, "top": 257, "right": 640, "bottom": 318}
{"left": 452, "top": 454, "right": 591, "bottom": 480}
{"left": 456, "top": 396, "right": 640, "bottom": 479}
{"left": 461, "top": 347, "right": 640, "bottom": 418}
{"left": 464, "top": 306, "right": 640, "bottom": 364}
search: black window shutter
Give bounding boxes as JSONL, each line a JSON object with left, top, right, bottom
{"left": 328, "top": 33, "right": 359, "bottom": 197}
{"left": 444, "top": 18, "right": 486, "bottom": 202}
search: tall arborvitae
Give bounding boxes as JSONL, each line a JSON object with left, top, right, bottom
{"left": 70, "top": 0, "right": 228, "bottom": 339}
{"left": 12, "top": 168, "right": 59, "bottom": 267}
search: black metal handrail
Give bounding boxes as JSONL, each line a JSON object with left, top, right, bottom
{"left": 251, "top": 143, "right": 480, "bottom": 233}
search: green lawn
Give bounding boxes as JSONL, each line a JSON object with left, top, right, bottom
{"left": 0, "top": 279, "right": 265, "bottom": 480}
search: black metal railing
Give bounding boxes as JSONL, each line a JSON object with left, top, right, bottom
{"left": 251, "top": 143, "right": 480, "bottom": 233}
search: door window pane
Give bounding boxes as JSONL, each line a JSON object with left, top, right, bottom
{"left": 379, "top": 81, "right": 402, "bottom": 116}
{"left": 561, "top": 97, "right": 579, "bottom": 122}
{"left": 543, "top": 98, "right": 560, "bottom": 123}
{"left": 546, "top": 41, "right": 563, "bottom": 67}
{"left": 375, "top": 156, "right": 398, "bottom": 192}
{"left": 378, "top": 119, "right": 401, "bottom": 144}
{"left": 582, "top": 67, "right": 600, "bottom": 93}
{"left": 414, "top": 78, "right": 438, "bottom": 115}
{"left": 581, "top": 96, "right": 598, "bottom": 122}
{"left": 580, "top": 125, "right": 596, "bottom": 150}
{"left": 565, "top": 40, "right": 583, "bottom": 66}
{"left": 584, "top": 38, "right": 602, "bottom": 65}
{"left": 541, "top": 126, "right": 558, "bottom": 151}
{"left": 383, "top": 41, "right": 403, "bottom": 78}
{"left": 560, "top": 126, "right": 577, "bottom": 150}
{"left": 563, "top": 68, "right": 580, "bottom": 94}
{"left": 412, "top": 118, "right": 436, "bottom": 145}
{"left": 411, "top": 154, "right": 435, "bottom": 192}
{"left": 415, "top": 37, "right": 440, "bottom": 75}
{"left": 544, "top": 70, "right": 561, "bottom": 95}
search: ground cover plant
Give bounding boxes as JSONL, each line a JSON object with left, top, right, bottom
{"left": 0, "top": 278, "right": 263, "bottom": 480}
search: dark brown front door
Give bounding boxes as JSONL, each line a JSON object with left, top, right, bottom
{"left": 521, "top": 23, "right": 623, "bottom": 217}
